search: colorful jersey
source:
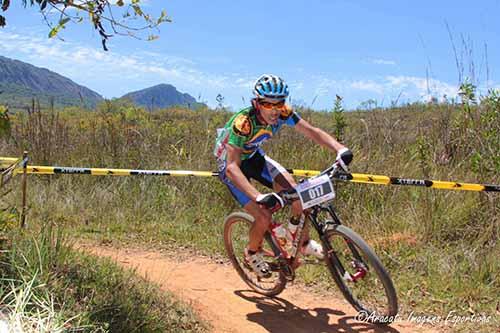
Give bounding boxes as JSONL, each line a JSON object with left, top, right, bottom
{"left": 214, "top": 105, "right": 301, "bottom": 161}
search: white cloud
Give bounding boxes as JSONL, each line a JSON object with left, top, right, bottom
{"left": 349, "top": 80, "right": 385, "bottom": 94}
{"left": 302, "top": 74, "right": 460, "bottom": 108}
{"left": 289, "top": 81, "right": 304, "bottom": 91}
{"left": 0, "top": 30, "right": 245, "bottom": 102}
{"left": 0, "top": 30, "right": 466, "bottom": 109}
{"left": 371, "top": 58, "right": 397, "bottom": 65}
{"left": 385, "top": 75, "right": 458, "bottom": 99}
{"left": 234, "top": 78, "right": 254, "bottom": 89}
{"left": 309, "top": 76, "right": 338, "bottom": 97}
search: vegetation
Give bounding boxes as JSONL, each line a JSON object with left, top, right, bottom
{"left": 0, "top": 104, "right": 10, "bottom": 137}
{"left": 332, "top": 94, "right": 347, "bottom": 142}
{"left": 0, "top": 0, "right": 171, "bottom": 50}
{"left": 0, "top": 84, "right": 498, "bottom": 331}
{"left": 0, "top": 218, "right": 207, "bottom": 332}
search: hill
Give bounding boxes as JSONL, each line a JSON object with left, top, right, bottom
{"left": 0, "top": 55, "right": 103, "bottom": 108}
{"left": 121, "top": 84, "right": 204, "bottom": 110}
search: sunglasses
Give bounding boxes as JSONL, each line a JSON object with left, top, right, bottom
{"left": 258, "top": 100, "right": 286, "bottom": 110}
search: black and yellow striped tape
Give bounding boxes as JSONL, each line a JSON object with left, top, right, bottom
{"left": 1, "top": 157, "right": 498, "bottom": 192}
{"left": 288, "top": 169, "right": 499, "bottom": 192}
{"left": 16, "top": 166, "right": 216, "bottom": 178}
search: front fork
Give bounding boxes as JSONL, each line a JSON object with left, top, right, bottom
{"left": 314, "top": 204, "right": 368, "bottom": 283}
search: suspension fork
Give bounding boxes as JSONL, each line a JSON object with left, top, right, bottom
{"left": 311, "top": 205, "right": 367, "bottom": 281}
{"left": 324, "top": 204, "right": 366, "bottom": 265}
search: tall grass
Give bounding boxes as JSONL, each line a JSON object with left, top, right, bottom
{"left": 0, "top": 91, "right": 498, "bottom": 331}
{"left": 0, "top": 220, "right": 207, "bottom": 332}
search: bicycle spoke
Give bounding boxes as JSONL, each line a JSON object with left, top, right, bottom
{"left": 224, "top": 213, "right": 286, "bottom": 296}
{"left": 323, "top": 225, "right": 398, "bottom": 322}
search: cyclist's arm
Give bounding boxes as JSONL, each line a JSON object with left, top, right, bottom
{"left": 225, "top": 144, "right": 261, "bottom": 201}
{"left": 294, "top": 118, "right": 345, "bottom": 152}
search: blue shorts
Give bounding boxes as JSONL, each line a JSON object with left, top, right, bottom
{"left": 217, "top": 153, "right": 288, "bottom": 206}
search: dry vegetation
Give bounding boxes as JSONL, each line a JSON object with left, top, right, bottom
{"left": 0, "top": 87, "right": 498, "bottom": 331}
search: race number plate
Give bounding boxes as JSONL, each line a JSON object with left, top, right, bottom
{"left": 296, "top": 174, "right": 335, "bottom": 209}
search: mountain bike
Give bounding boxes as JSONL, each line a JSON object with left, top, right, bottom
{"left": 223, "top": 162, "right": 398, "bottom": 324}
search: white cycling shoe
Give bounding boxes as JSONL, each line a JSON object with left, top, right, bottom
{"left": 244, "top": 248, "right": 272, "bottom": 278}
{"left": 301, "top": 240, "right": 325, "bottom": 260}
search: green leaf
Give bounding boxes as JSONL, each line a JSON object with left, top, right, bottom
{"left": 147, "top": 34, "right": 159, "bottom": 41}
{"left": 48, "top": 26, "right": 60, "bottom": 38}
{"left": 116, "top": 0, "right": 124, "bottom": 6}
{"left": 132, "top": 4, "right": 143, "bottom": 16}
{"left": 48, "top": 18, "right": 70, "bottom": 38}
{"left": 59, "top": 17, "right": 70, "bottom": 26}
{"left": 157, "top": 10, "right": 169, "bottom": 24}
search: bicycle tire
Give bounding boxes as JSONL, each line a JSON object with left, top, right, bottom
{"left": 323, "top": 224, "right": 398, "bottom": 324}
{"left": 223, "top": 212, "right": 287, "bottom": 296}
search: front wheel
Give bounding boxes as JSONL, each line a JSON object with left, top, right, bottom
{"left": 323, "top": 224, "right": 398, "bottom": 324}
{"left": 223, "top": 212, "right": 287, "bottom": 296}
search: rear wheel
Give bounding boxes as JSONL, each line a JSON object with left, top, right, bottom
{"left": 323, "top": 224, "right": 398, "bottom": 324}
{"left": 223, "top": 212, "right": 287, "bottom": 296}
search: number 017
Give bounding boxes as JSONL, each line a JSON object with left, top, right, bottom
{"left": 308, "top": 186, "right": 324, "bottom": 199}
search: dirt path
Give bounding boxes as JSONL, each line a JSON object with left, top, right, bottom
{"left": 78, "top": 243, "right": 442, "bottom": 333}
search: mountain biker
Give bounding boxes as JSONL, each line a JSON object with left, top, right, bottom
{"left": 214, "top": 74, "right": 353, "bottom": 278}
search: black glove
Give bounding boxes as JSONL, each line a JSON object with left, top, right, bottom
{"left": 256, "top": 193, "right": 284, "bottom": 212}
{"left": 336, "top": 147, "right": 353, "bottom": 171}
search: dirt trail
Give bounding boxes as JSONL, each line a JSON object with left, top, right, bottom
{"left": 79, "top": 244, "right": 442, "bottom": 333}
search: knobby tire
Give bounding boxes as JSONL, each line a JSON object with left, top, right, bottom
{"left": 223, "top": 212, "right": 287, "bottom": 297}
{"left": 323, "top": 224, "right": 398, "bottom": 324}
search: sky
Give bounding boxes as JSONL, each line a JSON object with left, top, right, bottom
{"left": 1, "top": 0, "right": 499, "bottom": 110}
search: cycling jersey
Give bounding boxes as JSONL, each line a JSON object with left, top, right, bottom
{"left": 219, "top": 153, "right": 288, "bottom": 206}
{"left": 214, "top": 105, "right": 301, "bottom": 206}
{"left": 214, "top": 105, "right": 301, "bottom": 161}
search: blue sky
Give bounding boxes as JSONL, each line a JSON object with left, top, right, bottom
{"left": 1, "top": 0, "right": 499, "bottom": 110}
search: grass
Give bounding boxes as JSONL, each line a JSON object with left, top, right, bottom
{"left": 0, "top": 93, "right": 498, "bottom": 332}
{"left": 0, "top": 221, "right": 208, "bottom": 332}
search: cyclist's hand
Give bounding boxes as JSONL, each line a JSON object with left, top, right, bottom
{"left": 256, "top": 193, "right": 284, "bottom": 212}
{"left": 335, "top": 147, "right": 353, "bottom": 171}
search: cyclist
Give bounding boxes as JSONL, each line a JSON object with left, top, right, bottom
{"left": 215, "top": 74, "right": 353, "bottom": 278}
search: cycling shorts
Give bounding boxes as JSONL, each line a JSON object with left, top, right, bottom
{"left": 217, "top": 153, "right": 288, "bottom": 206}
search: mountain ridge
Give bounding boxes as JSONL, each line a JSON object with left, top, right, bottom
{"left": 120, "top": 83, "right": 203, "bottom": 110}
{"left": 0, "top": 55, "right": 103, "bottom": 107}
{"left": 0, "top": 56, "right": 202, "bottom": 110}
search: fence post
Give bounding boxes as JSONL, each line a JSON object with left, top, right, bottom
{"left": 20, "top": 151, "right": 28, "bottom": 228}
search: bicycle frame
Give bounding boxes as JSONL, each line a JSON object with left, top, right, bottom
{"left": 224, "top": 163, "right": 398, "bottom": 320}
{"left": 265, "top": 198, "right": 368, "bottom": 283}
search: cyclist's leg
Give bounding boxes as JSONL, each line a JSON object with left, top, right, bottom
{"left": 261, "top": 155, "right": 306, "bottom": 222}
{"left": 261, "top": 156, "right": 323, "bottom": 256}
{"left": 260, "top": 155, "right": 302, "bottom": 215}
{"left": 218, "top": 157, "right": 272, "bottom": 276}
{"left": 244, "top": 200, "right": 271, "bottom": 252}
{"left": 218, "top": 156, "right": 272, "bottom": 253}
